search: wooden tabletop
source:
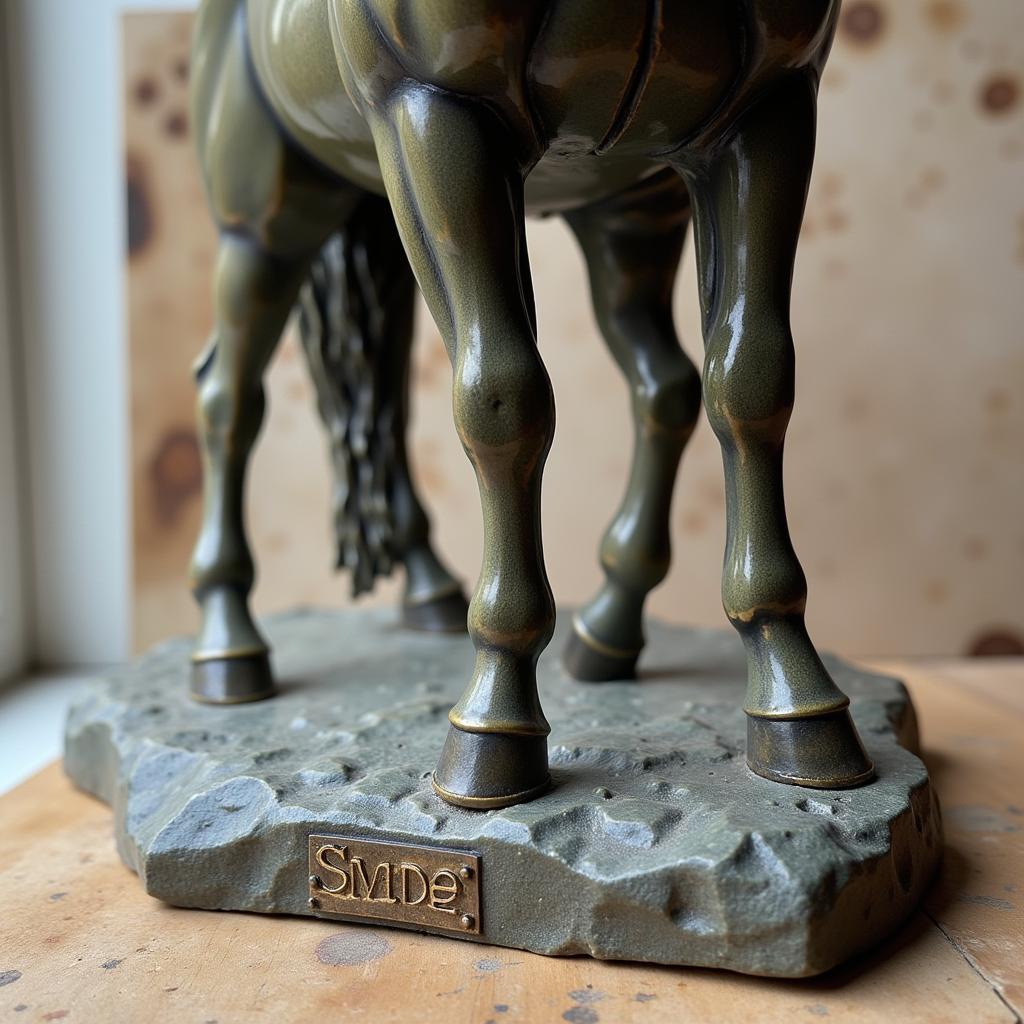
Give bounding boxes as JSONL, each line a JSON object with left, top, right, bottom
{"left": 2, "top": 660, "right": 1022, "bottom": 1024}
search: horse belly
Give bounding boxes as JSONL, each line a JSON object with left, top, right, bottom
{"left": 615, "top": 1, "right": 744, "bottom": 154}
{"left": 527, "top": 2, "right": 649, "bottom": 156}
{"left": 247, "top": 0, "right": 386, "bottom": 194}
{"left": 523, "top": 154, "right": 663, "bottom": 215}
{"left": 528, "top": 0, "right": 742, "bottom": 157}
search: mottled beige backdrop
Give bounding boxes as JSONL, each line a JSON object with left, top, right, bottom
{"left": 125, "top": 2, "right": 1024, "bottom": 657}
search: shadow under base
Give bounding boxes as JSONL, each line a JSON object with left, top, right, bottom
{"left": 63, "top": 607, "right": 941, "bottom": 978}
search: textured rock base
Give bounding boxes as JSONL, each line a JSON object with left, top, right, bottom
{"left": 64, "top": 608, "right": 941, "bottom": 977}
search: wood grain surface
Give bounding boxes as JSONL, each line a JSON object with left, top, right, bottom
{"left": 1, "top": 660, "right": 1021, "bottom": 1023}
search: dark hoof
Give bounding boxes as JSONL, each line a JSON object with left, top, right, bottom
{"left": 432, "top": 726, "right": 550, "bottom": 809}
{"left": 402, "top": 590, "right": 469, "bottom": 634}
{"left": 746, "top": 708, "right": 875, "bottom": 788}
{"left": 563, "top": 621, "right": 639, "bottom": 682}
{"left": 190, "top": 652, "right": 276, "bottom": 704}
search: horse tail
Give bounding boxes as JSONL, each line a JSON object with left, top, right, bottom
{"left": 297, "top": 196, "right": 415, "bottom": 597}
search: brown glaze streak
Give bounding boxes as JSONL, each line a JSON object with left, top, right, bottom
{"left": 593, "top": 0, "right": 662, "bottom": 156}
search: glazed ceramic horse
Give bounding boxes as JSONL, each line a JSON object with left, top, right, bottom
{"left": 188, "top": 0, "right": 874, "bottom": 808}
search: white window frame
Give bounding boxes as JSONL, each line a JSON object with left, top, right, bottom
{"left": 0, "top": 0, "right": 31, "bottom": 682}
{"left": 2, "top": 0, "right": 197, "bottom": 671}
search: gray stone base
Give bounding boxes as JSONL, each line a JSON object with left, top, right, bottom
{"left": 64, "top": 607, "right": 941, "bottom": 977}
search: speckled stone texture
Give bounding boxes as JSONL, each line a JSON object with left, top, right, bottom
{"left": 64, "top": 608, "right": 941, "bottom": 977}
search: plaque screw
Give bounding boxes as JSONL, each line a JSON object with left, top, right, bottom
{"left": 309, "top": 874, "right": 321, "bottom": 888}
{"left": 459, "top": 865, "right": 473, "bottom": 880}
{"left": 308, "top": 896, "right": 320, "bottom": 909}
{"left": 460, "top": 914, "right": 475, "bottom": 929}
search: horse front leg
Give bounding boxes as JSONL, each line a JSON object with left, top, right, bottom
{"left": 368, "top": 87, "right": 554, "bottom": 808}
{"left": 562, "top": 176, "right": 701, "bottom": 680}
{"left": 671, "top": 75, "right": 874, "bottom": 788}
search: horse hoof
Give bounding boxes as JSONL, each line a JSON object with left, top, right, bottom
{"left": 432, "top": 726, "right": 550, "bottom": 809}
{"left": 190, "top": 652, "right": 277, "bottom": 704}
{"left": 745, "top": 708, "right": 874, "bottom": 788}
{"left": 402, "top": 591, "right": 469, "bottom": 634}
{"left": 562, "top": 622, "right": 639, "bottom": 682}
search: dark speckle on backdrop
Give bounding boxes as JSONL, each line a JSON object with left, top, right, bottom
{"left": 840, "top": 1, "right": 886, "bottom": 47}
{"left": 924, "top": 0, "right": 965, "bottom": 33}
{"left": 133, "top": 76, "right": 159, "bottom": 106}
{"left": 979, "top": 74, "right": 1019, "bottom": 115}
{"left": 126, "top": 157, "right": 153, "bottom": 256}
{"left": 163, "top": 110, "right": 189, "bottom": 139}
{"left": 968, "top": 630, "right": 1024, "bottom": 657}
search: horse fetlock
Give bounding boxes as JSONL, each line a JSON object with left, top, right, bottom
{"left": 722, "top": 563, "right": 808, "bottom": 630}
{"left": 190, "top": 528, "right": 256, "bottom": 594}
{"left": 581, "top": 579, "right": 646, "bottom": 647}
{"left": 634, "top": 363, "right": 702, "bottom": 436}
{"left": 214, "top": 234, "right": 291, "bottom": 313}
{"left": 468, "top": 590, "right": 555, "bottom": 663}
{"left": 197, "top": 376, "right": 265, "bottom": 441}
{"left": 702, "top": 324, "right": 794, "bottom": 435}
{"left": 600, "top": 520, "right": 671, "bottom": 595}
{"left": 566, "top": 584, "right": 645, "bottom": 682}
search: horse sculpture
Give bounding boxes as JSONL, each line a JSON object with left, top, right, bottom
{"left": 187, "top": 0, "right": 874, "bottom": 809}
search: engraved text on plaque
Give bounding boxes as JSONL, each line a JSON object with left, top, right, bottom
{"left": 307, "top": 835, "right": 481, "bottom": 934}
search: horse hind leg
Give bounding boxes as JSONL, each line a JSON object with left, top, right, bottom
{"left": 190, "top": 235, "right": 318, "bottom": 702}
{"left": 671, "top": 74, "right": 873, "bottom": 788}
{"left": 561, "top": 174, "right": 701, "bottom": 681}
{"left": 297, "top": 198, "right": 468, "bottom": 633}
{"left": 387, "top": 305, "right": 470, "bottom": 633}
{"left": 188, "top": 8, "right": 358, "bottom": 702}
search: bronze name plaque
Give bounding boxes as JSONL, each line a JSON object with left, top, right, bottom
{"left": 307, "top": 835, "right": 481, "bottom": 935}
